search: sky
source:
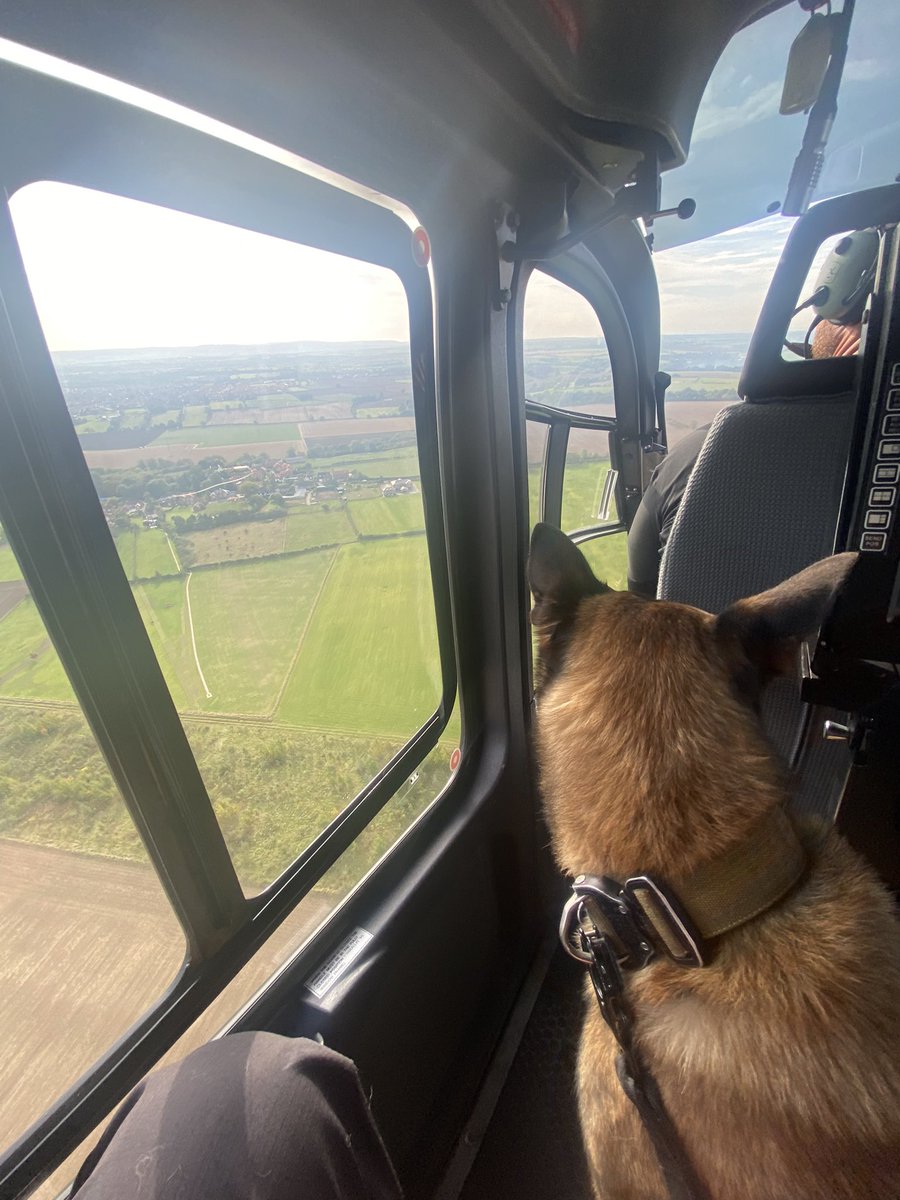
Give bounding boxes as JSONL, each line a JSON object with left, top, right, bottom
{"left": 9, "top": 180, "right": 808, "bottom": 351}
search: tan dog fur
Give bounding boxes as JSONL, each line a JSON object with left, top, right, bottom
{"left": 529, "top": 527, "right": 900, "bottom": 1200}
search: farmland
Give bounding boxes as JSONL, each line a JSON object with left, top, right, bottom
{"left": 0, "top": 333, "right": 731, "bottom": 1181}
{"left": 153, "top": 421, "right": 302, "bottom": 446}
{"left": 0, "top": 333, "right": 730, "bottom": 882}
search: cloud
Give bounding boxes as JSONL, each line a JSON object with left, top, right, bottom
{"left": 692, "top": 80, "right": 784, "bottom": 144}
{"left": 842, "top": 58, "right": 890, "bottom": 83}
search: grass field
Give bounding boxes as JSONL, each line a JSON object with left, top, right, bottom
{"left": 0, "top": 597, "right": 73, "bottom": 702}
{"left": 0, "top": 524, "right": 441, "bottom": 735}
{"left": 578, "top": 531, "right": 628, "bottom": 590}
{"left": 115, "top": 527, "right": 178, "bottom": 579}
{"left": 667, "top": 372, "right": 740, "bottom": 396}
{"left": 131, "top": 577, "right": 199, "bottom": 708}
{"left": 183, "top": 404, "right": 209, "bottom": 426}
{"left": 189, "top": 553, "right": 335, "bottom": 714}
{"left": 178, "top": 507, "right": 356, "bottom": 567}
{"left": 309, "top": 448, "right": 421, "bottom": 477}
{"left": 283, "top": 507, "right": 356, "bottom": 552}
{"left": 151, "top": 422, "right": 301, "bottom": 447}
{"left": 257, "top": 393, "right": 303, "bottom": 407}
{"left": 130, "top": 551, "right": 335, "bottom": 715}
{"left": 278, "top": 538, "right": 441, "bottom": 737}
{"left": 0, "top": 545, "right": 21, "bottom": 583}
{"left": 74, "top": 417, "right": 110, "bottom": 435}
{"left": 179, "top": 519, "right": 286, "bottom": 568}
{"left": 349, "top": 494, "right": 425, "bottom": 536}
{"left": 561, "top": 457, "right": 618, "bottom": 531}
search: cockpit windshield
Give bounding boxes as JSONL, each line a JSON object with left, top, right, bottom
{"left": 655, "top": 1, "right": 900, "bottom": 252}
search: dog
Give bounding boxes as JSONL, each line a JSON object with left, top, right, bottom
{"left": 528, "top": 522, "right": 900, "bottom": 1200}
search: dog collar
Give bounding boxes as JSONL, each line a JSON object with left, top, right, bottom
{"left": 559, "top": 806, "right": 807, "bottom": 969}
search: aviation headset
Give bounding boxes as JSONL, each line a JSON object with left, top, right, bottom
{"left": 786, "top": 227, "right": 880, "bottom": 358}
{"left": 810, "top": 227, "right": 880, "bottom": 322}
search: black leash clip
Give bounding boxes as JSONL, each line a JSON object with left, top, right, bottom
{"left": 579, "top": 925, "right": 634, "bottom": 1050}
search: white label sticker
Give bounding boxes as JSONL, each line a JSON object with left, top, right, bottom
{"left": 305, "top": 928, "right": 373, "bottom": 999}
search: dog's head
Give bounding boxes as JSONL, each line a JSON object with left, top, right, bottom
{"left": 528, "top": 523, "right": 856, "bottom": 880}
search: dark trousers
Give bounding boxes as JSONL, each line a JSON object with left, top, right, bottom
{"left": 69, "top": 1032, "right": 403, "bottom": 1200}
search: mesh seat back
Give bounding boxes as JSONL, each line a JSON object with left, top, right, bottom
{"left": 658, "top": 396, "right": 855, "bottom": 819}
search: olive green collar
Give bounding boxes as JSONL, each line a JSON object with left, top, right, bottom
{"left": 561, "top": 807, "right": 807, "bottom": 969}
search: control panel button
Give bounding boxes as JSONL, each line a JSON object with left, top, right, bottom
{"left": 888, "top": 390, "right": 900, "bottom": 411}
{"left": 892, "top": 364, "right": 900, "bottom": 386}
{"left": 883, "top": 414, "right": 900, "bottom": 436}
{"left": 878, "top": 440, "right": 900, "bottom": 459}
{"left": 874, "top": 463, "right": 900, "bottom": 484}
{"left": 861, "top": 532, "right": 887, "bottom": 551}
{"left": 864, "top": 509, "right": 891, "bottom": 529}
{"left": 869, "top": 487, "right": 896, "bottom": 506}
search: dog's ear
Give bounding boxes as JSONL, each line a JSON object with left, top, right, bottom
{"left": 714, "top": 552, "right": 857, "bottom": 685}
{"left": 528, "top": 523, "right": 609, "bottom": 635}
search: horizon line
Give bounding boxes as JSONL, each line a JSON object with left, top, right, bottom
{"left": 51, "top": 330, "right": 769, "bottom": 357}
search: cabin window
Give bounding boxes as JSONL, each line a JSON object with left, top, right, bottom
{"left": 0, "top": 178, "right": 455, "bottom": 1175}
{"left": 8, "top": 181, "right": 453, "bottom": 898}
{"left": 523, "top": 269, "right": 626, "bottom": 588}
{"left": 523, "top": 271, "right": 614, "bottom": 416}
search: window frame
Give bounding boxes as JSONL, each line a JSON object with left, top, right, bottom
{"left": 0, "top": 60, "right": 456, "bottom": 1196}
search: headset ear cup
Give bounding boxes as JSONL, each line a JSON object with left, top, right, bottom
{"left": 812, "top": 228, "right": 880, "bottom": 321}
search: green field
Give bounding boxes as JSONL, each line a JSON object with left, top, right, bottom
{"left": 283, "top": 507, "right": 356, "bottom": 552}
{"left": 115, "top": 527, "right": 179, "bottom": 579}
{"left": 578, "top": 531, "right": 628, "bottom": 591}
{"left": 131, "top": 577, "right": 198, "bottom": 707}
{"left": 178, "top": 507, "right": 356, "bottom": 568}
{"left": 183, "top": 405, "right": 209, "bottom": 426}
{"left": 0, "top": 476, "right": 448, "bottom": 887}
{"left": 179, "top": 519, "right": 286, "bottom": 568}
{"left": 278, "top": 538, "right": 441, "bottom": 737}
{"left": 309, "top": 448, "right": 420, "bottom": 477}
{"left": 561, "top": 457, "right": 618, "bottom": 531}
{"left": 349, "top": 494, "right": 425, "bottom": 536}
{"left": 120, "top": 409, "right": 148, "bottom": 430}
{"left": 129, "top": 551, "right": 334, "bottom": 715}
{"left": 0, "top": 544, "right": 21, "bottom": 583}
{"left": 74, "top": 417, "right": 109, "bottom": 435}
{"left": 528, "top": 464, "right": 543, "bottom": 523}
{"left": 191, "top": 552, "right": 336, "bottom": 714}
{"left": 667, "top": 371, "right": 740, "bottom": 396}
{"left": 151, "top": 422, "right": 301, "bottom": 447}
{"left": 257, "top": 394, "right": 303, "bottom": 408}
{"left": 0, "top": 597, "right": 73, "bottom": 702}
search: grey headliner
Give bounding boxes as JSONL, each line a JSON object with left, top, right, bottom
{"left": 0, "top": 0, "right": 789, "bottom": 221}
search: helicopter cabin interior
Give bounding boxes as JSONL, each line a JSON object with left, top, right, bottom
{"left": 0, "top": 1, "right": 898, "bottom": 1198}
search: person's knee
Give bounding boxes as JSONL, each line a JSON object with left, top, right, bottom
{"left": 72, "top": 1033, "right": 402, "bottom": 1200}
